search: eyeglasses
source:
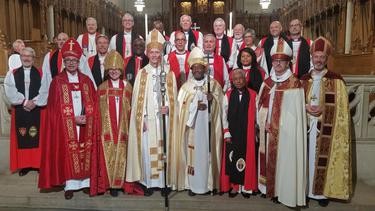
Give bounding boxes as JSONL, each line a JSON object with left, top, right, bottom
{"left": 64, "top": 59, "right": 79, "bottom": 64}
{"left": 272, "top": 60, "right": 286, "bottom": 64}
{"left": 175, "top": 38, "right": 186, "bottom": 41}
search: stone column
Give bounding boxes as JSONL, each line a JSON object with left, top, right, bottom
{"left": 47, "top": 4, "right": 55, "bottom": 42}
{"left": 345, "top": 0, "right": 353, "bottom": 54}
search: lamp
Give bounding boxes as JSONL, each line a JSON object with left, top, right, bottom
{"left": 134, "top": 0, "right": 145, "bottom": 12}
{"left": 259, "top": 0, "right": 271, "bottom": 10}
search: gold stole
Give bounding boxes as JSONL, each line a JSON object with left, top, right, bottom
{"left": 61, "top": 82, "right": 94, "bottom": 177}
{"left": 99, "top": 81, "right": 131, "bottom": 188}
{"left": 306, "top": 77, "right": 351, "bottom": 199}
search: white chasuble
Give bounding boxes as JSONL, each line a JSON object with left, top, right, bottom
{"left": 176, "top": 76, "right": 223, "bottom": 193}
{"left": 126, "top": 64, "right": 179, "bottom": 190}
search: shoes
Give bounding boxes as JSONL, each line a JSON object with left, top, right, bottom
{"left": 161, "top": 187, "right": 172, "bottom": 197}
{"left": 188, "top": 190, "right": 196, "bottom": 196}
{"left": 241, "top": 192, "right": 251, "bottom": 198}
{"left": 82, "top": 188, "right": 90, "bottom": 195}
{"left": 228, "top": 188, "right": 238, "bottom": 198}
{"left": 64, "top": 190, "right": 74, "bottom": 200}
{"left": 18, "top": 168, "right": 31, "bottom": 177}
{"left": 109, "top": 189, "right": 119, "bottom": 197}
{"left": 260, "top": 193, "right": 266, "bottom": 198}
{"left": 271, "top": 197, "right": 280, "bottom": 204}
{"left": 318, "top": 199, "right": 330, "bottom": 207}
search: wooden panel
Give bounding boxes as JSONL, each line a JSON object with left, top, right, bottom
{"left": 328, "top": 53, "right": 375, "bottom": 75}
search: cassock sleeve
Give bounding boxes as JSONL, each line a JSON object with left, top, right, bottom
{"left": 222, "top": 58, "right": 231, "bottom": 92}
{"left": 222, "top": 93, "right": 231, "bottom": 139}
{"left": 197, "top": 31, "right": 204, "bottom": 49}
{"left": 79, "top": 55, "right": 97, "bottom": 90}
{"left": 34, "top": 68, "right": 50, "bottom": 106}
{"left": 109, "top": 35, "right": 117, "bottom": 52}
{"left": 4, "top": 70, "right": 25, "bottom": 105}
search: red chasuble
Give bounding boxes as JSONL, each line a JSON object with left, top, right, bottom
{"left": 38, "top": 71, "right": 96, "bottom": 189}
{"left": 220, "top": 88, "right": 258, "bottom": 192}
{"left": 90, "top": 80, "right": 143, "bottom": 196}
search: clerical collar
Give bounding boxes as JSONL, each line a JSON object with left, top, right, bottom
{"left": 89, "top": 33, "right": 96, "bottom": 37}
{"left": 312, "top": 68, "right": 327, "bottom": 79}
{"left": 124, "top": 30, "right": 132, "bottom": 35}
{"left": 270, "top": 68, "right": 292, "bottom": 83}
{"left": 235, "top": 38, "right": 243, "bottom": 42}
{"left": 23, "top": 66, "right": 31, "bottom": 70}
{"left": 243, "top": 65, "right": 251, "bottom": 69}
{"left": 175, "top": 50, "right": 186, "bottom": 55}
{"left": 205, "top": 52, "right": 214, "bottom": 58}
{"left": 99, "top": 53, "right": 106, "bottom": 59}
{"left": 216, "top": 34, "right": 224, "bottom": 40}
{"left": 292, "top": 37, "right": 302, "bottom": 42}
{"left": 193, "top": 76, "right": 206, "bottom": 86}
{"left": 111, "top": 79, "right": 120, "bottom": 87}
{"left": 273, "top": 36, "right": 279, "bottom": 41}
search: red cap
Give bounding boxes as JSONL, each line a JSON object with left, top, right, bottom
{"left": 61, "top": 38, "right": 82, "bottom": 59}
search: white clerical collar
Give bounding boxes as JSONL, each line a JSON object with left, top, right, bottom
{"left": 89, "top": 33, "right": 96, "bottom": 37}
{"left": 23, "top": 66, "right": 31, "bottom": 71}
{"left": 270, "top": 68, "right": 292, "bottom": 83}
{"left": 312, "top": 69, "right": 327, "bottom": 80}
{"left": 193, "top": 76, "right": 206, "bottom": 86}
{"left": 243, "top": 65, "right": 251, "bottom": 70}
{"left": 175, "top": 50, "right": 186, "bottom": 55}
{"left": 251, "top": 45, "right": 257, "bottom": 51}
{"left": 67, "top": 71, "right": 79, "bottom": 82}
{"left": 235, "top": 38, "right": 243, "bottom": 42}
{"left": 216, "top": 34, "right": 224, "bottom": 39}
{"left": 124, "top": 30, "right": 132, "bottom": 35}
{"left": 99, "top": 53, "right": 106, "bottom": 60}
{"left": 111, "top": 79, "right": 120, "bottom": 88}
{"left": 273, "top": 36, "right": 279, "bottom": 41}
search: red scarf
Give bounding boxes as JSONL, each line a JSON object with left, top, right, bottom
{"left": 168, "top": 51, "right": 190, "bottom": 88}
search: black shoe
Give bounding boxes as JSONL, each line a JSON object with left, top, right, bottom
{"left": 228, "top": 191, "right": 238, "bottom": 198}
{"left": 318, "top": 199, "right": 329, "bottom": 207}
{"left": 161, "top": 187, "right": 172, "bottom": 197}
{"left": 260, "top": 193, "right": 266, "bottom": 198}
{"left": 64, "top": 190, "right": 74, "bottom": 200}
{"left": 138, "top": 183, "right": 154, "bottom": 196}
{"left": 18, "top": 168, "right": 31, "bottom": 176}
{"left": 271, "top": 197, "right": 280, "bottom": 204}
{"left": 82, "top": 188, "right": 90, "bottom": 195}
{"left": 241, "top": 192, "right": 251, "bottom": 198}
{"left": 110, "top": 189, "right": 119, "bottom": 197}
{"left": 188, "top": 190, "right": 196, "bottom": 197}
{"left": 211, "top": 189, "right": 218, "bottom": 195}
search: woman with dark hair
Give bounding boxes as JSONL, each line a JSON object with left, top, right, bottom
{"left": 236, "top": 48, "right": 265, "bottom": 93}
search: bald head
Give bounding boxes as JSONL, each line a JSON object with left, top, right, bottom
{"left": 270, "top": 21, "right": 282, "bottom": 37}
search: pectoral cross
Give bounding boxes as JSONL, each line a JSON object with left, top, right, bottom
{"left": 68, "top": 40, "right": 75, "bottom": 51}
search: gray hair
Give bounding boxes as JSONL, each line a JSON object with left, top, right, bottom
{"left": 122, "top": 13, "right": 134, "bottom": 21}
{"left": 21, "top": 47, "right": 36, "bottom": 57}
{"left": 12, "top": 39, "right": 24, "bottom": 50}
{"left": 180, "top": 15, "right": 192, "bottom": 23}
{"left": 231, "top": 68, "right": 246, "bottom": 78}
{"left": 203, "top": 33, "right": 216, "bottom": 41}
{"left": 213, "top": 18, "right": 225, "bottom": 26}
{"left": 244, "top": 28, "right": 256, "bottom": 39}
{"left": 86, "top": 17, "right": 97, "bottom": 25}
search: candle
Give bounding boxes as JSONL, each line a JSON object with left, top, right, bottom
{"left": 145, "top": 13, "right": 148, "bottom": 39}
{"left": 229, "top": 12, "right": 233, "bottom": 37}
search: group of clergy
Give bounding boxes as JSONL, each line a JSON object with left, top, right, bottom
{"left": 4, "top": 13, "right": 352, "bottom": 208}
